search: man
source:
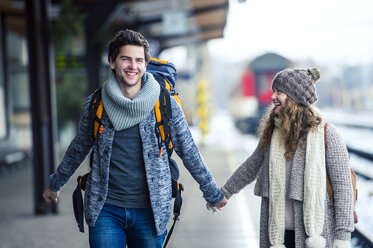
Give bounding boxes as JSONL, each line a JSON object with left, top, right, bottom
{"left": 43, "top": 29, "right": 227, "bottom": 247}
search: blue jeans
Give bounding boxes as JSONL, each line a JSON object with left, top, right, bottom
{"left": 89, "top": 203, "right": 166, "bottom": 248}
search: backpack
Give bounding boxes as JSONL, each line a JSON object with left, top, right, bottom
{"left": 324, "top": 123, "right": 358, "bottom": 224}
{"left": 72, "top": 58, "right": 184, "bottom": 247}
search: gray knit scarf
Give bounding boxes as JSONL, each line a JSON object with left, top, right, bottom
{"left": 101, "top": 72, "right": 160, "bottom": 131}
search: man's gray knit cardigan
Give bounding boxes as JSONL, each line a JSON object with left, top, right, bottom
{"left": 48, "top": 88, "right": 224, "bottom": 235}
{"left": 222, "top": 123, "right": 354, "bottom": 247}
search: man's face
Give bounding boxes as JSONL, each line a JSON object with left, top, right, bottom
{"left": 109, "top": 45, "right": 146, "bottom": 88}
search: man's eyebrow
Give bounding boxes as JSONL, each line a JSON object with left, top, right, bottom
{"left": 119, "top": 55, "right": 144, "bottom": 60}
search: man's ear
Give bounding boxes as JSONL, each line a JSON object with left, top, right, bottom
{"left": 109, "top": 57, "right": 115, "bottom": 70}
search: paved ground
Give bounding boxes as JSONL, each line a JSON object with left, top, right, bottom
{"left": 0, "top": 130, "right": 261, "bottom": 248}
{"left": 166, "top": 146, "right": 260, "bottom": 248}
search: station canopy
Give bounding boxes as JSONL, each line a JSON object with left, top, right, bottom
{"left": 0, "top": 0, "right": 229, "bottom": 50}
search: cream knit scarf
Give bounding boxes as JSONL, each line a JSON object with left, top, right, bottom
{"left": 269, "top": 119, "right": 326, "bottom": 248}
{"left": 102, "top": 72, "right": 160, "bottom": 131}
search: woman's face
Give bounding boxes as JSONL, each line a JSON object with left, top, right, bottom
{"left": 271, "top": 88, "right": 287, "bottom": 115}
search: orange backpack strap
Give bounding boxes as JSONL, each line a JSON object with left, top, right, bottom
{"left": 88, "top": 87, "right": 103, "bottom": 142}
{"left": 154, "top": 83, "right": 174, "bottom": 157}
{"left": 155, "top": 98, "right": 166, "bottom": 157}
{"left": 93, "top": 100, "right": 104, "bottom": 139}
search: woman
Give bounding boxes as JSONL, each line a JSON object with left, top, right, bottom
{"left": 221, "top": 68, "right": 354, "bottom": 248}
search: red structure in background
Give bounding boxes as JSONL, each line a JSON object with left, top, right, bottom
{"left": 240, "top": 69, "right": 278, "bottom": 109}
{"left": 257, "top": 73, "right": 275, "bottom": 106}
{"left": 241, "top": 72, "right": 255, "bottom": 97}
{"left": 233, "top": 53, "right": 292, "bottom": 134}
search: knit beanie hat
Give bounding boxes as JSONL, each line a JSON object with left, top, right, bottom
{"left": 272, "top": 68, "right": 321, "bottom": 106}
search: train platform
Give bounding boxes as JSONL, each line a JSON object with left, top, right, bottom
{"left": 0, "top": 111, "right": 261, "bottom": 248}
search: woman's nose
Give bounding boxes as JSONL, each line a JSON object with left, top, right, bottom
{"left": 271, "top": 92, "right": 276, "bottom": 101}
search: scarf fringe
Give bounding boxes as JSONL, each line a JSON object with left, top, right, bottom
{"left": 306, "top": 235, "right": 326, "bottom": 248}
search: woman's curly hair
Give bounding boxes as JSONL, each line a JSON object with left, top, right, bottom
{"left": 258, "top": 97, "right": 322, "bottom": 160}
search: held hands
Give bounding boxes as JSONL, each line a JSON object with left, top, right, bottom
{"left": 206, "top": 196, "right": 228, "bottom": 214}
{"left": 42, "top": 187, "right": 59, "bottom": 204}
{"left": 215, "top": 196, "right": 228, "bottom": 209}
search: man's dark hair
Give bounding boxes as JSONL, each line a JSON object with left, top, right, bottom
{"left": 108, "top": 29, "right": 151, "bottom": 65}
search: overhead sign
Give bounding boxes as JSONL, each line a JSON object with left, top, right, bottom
{"left": 162, "top": 11, "right": 188, "bottom": 35}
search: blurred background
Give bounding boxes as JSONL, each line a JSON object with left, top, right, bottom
{"left": 0, "top": 0, "right": 372, "bottom": 247}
